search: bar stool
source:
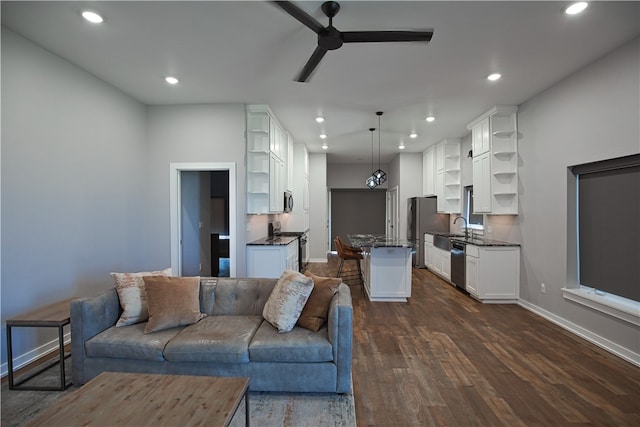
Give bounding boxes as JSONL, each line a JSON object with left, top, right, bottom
{"left": 334, "top": 237, "right": 365, "bottom": 295}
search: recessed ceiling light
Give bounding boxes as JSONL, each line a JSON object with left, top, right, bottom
{"left": 399, "top": 144, "right": 405, "bottom": 150}
{"left": 320, "top": 134, "right": 327, "bottom": 139}
{"left": 315, "top": 116, "right": 325, "bottom": 123}
{"left": 165, "top": 76, "right": 179, "bottom": 85}
{"left": 409, "top": 133, "right": 417, "bottom": 139}
{"left": 81, "top": 11, "right": 104, "bottom": 24}
{"left": 487, "top": 73, "right": 502, "bottom": 81}
{"left": 426, "top": 116, "right": 435, "bottom": 123}
{"left": 565, "top": 2, "right": 588, "bottom": 15}
{"left": 321, "top": 143, "right": 328, "bottom": 150}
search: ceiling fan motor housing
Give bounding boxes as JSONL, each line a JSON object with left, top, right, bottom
{"left": 319, "top": 27, "right": 343, "bottom": 50}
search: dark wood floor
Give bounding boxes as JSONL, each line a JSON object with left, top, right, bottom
{"left": 307, "top": 256, "right": 640, "bottom": 427}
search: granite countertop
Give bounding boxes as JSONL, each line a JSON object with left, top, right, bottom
{"left": 247, "top": 235, "right": 298, "bottom": 246}
{"left": 347, "top": 234, "right": 415, "bottom": 249}
{"left": 425, "top": 230, "right": 520, "bottom": 247}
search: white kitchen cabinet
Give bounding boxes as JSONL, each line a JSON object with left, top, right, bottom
{"left": 247, "top": 240, "right": 298, "bottom": 278}
{"left": 287, "top": 133, "right": 294, "bottom": 192}
{"left": 422, "top": 147, "right": 436, "bottom": 196}
{"left": 471, "top": 117, "right": 490, "bottom": 156}
{"left": 472, "top": 151, "right": 491, "bottom": 213}
{"left": 429, "top": 245, "right": 450, "bottom": 281}
{"left": 435, "top": 169, "right": 444, "bottom": 212}
{"left": 362, "top": 246, "right": 412, "bottom": 302}
{"left": 465, "top": 252, "right": 479, "bottom": 297}
{"left": 467, "top": 106, "right": 519, "bottom": 215}
{"left": 424, "top": 234, "right": 434, "bottom": 269}
{"left": 268, "top": 152, "right": 285, "bottom": 212}
{"left": 465, "top": 244, "right": 520, "bottom": 303}
{"left": 439, "top": 248, "right": 451, "bottom": 281}
{"left": 432, "top": 139, "right": 461, "bottom": 213}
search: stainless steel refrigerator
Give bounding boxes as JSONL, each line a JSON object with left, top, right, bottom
{"left": 407, "top": 197, "right": 450, "bottom": 268}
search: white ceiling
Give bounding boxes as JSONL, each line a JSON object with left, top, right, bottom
{"left": 2, "top": 1, "right": 639, "bottom": 164}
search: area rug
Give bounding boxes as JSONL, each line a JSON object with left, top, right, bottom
{"left": 1, "top": 359, "right": 355, "bottom": 427}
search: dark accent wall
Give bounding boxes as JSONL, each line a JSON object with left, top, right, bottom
{"left": 330, "top": 189, "right": 386, "bottom": 251}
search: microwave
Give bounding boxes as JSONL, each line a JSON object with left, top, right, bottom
{"left": 284, "top": 191, "right": 294, "bottom": 213}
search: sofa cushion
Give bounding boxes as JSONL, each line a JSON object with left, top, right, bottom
{"left": 262, "top": 270, "right": 314, "bottom": 333}
{"left": 163, "top": 315, "right": 263, "bottom": 363}
{"left": 143, "top": 276, "right": 206, "bottom": 333}
{"left": 249, "top": 321, "right": 333, "bottom": 363}
{"left": 85, "top": 323, "right": 182, "bottom": 361}
{"left": 297, "top": 273, "right": 341, "bottom": 332}
{"left": 213, "top": 278, "right": 276, "bottom": 316}
{"left": 111, "top": 267, "right": 172, "bottom": 327}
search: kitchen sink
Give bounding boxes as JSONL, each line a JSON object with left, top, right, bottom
{"left": 433, "top": 235, "right": 452, "bottom": 251}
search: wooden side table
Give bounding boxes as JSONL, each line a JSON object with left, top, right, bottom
{"left": 6, "top": 298, "right": 74, "bottom": 391}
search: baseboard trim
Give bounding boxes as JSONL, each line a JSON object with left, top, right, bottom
{"left": 0, "top": 332, "right": 72, "bottom": 378}
{"left": 518, "top": 299, "right": 640, "bottom": 368}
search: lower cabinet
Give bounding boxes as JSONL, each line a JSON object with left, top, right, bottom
{"left": 247, "top": 241, "right": 298, "bottom": 278}
{"left": 465, "top": 244, "right": 520, "bottom": 303}
{"left": 424, "top": 236, "right": 450, "bottom": 281}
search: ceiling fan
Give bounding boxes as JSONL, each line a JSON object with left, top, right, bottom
{"left": 273, "top": 1, "right": 434, "bottom": 82}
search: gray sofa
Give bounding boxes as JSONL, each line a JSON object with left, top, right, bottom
{"left": 71, "top": 277, "right": 353, "bottom": 393}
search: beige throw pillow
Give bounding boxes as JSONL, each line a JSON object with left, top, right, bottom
{"left": 297, "top": 272, "right": 341, "bottom": 332}
{"left": 111, "top": 267, "right": 172, "bottom": 327}
{"left": 263, "top": 270, "right": 314, "bottom": 333}
{"left": 143, "top": 276, "right": 206, "bottom": 334}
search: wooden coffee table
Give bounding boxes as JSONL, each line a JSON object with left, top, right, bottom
{"left": 24, "top": 372, "right": 249, "bottom": 427}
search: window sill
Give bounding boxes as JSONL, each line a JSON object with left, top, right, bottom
{"left": 562, "top": 287, "right": 640, "bottom": 326}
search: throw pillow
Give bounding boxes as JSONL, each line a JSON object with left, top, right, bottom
{"left": 263, "top": 270, "right": 314, "bottom": 333}
{"left": 111, "top": 267, "right": 172, "bottom": 327}
{"left": 143, "top": 276, "right": 206, "bottom": 334}
{"left": 297, "top": 272, "right": 342, "bottom": 332}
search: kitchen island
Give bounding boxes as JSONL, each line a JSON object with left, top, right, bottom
{"left": 347, "top": 234, "right": 414, "bottom": 302}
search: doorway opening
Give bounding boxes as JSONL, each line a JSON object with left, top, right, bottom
{"left": 170, "top": 163, "right": 237, "bottom": 277}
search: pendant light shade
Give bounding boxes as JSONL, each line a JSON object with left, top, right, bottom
{"left": 366, "top": 127, "right": 378, "bottom": 189}
{"left": 374, "top": 112, "right": 387, "bottom": 185}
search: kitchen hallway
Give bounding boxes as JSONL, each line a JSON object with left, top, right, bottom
{"left": 306, "top": 257, "right": 640, "bottom": 426}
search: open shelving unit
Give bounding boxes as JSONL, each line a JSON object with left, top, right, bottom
{"left": 489, "top": 110, "right": 518, "bottom": 214}
{"left": 442, "top": 139, "right": 462, "bottom": 213}
{"left": 246, "top": 111, "right": 271, "bottom": 214}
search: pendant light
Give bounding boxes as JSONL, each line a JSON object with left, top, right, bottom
{"left": 373, "top": 111, "right": 387, "bottom": 185}
{"left": 366, "top": 127, "right": 377, "bottom": 189}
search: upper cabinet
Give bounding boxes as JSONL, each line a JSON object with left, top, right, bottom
{"left": 467, "top": 106, "right": 518, "bottom": 215}
{"left": 246, "top": 105, "right": 289, "bottom": 214}
{"left": 422, "top": 147, "right": 436, "bottom": 196}
{"left": 424, "top": 138, "right": 461, "bottom": 214}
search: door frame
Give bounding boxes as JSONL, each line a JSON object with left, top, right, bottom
{"left": 387, "top": 185, "right": 399, "bottom": 240}
{"left": 170, "top": 162, "right": 237, "bottom": 277}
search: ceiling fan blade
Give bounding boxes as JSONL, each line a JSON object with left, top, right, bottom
{"left": 272, "top": 1, "right": 324, "bottom": 34}
{"left": 342, "top": 30, "right": 433, "bottom": 43}
{"left": 295, "top": 45, "right": 328, "bottom": 82}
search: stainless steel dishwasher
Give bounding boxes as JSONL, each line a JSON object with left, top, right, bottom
{"left": 450, "top": 241, "right": 466, "bottom": 290}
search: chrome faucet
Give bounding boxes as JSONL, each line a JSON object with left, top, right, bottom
{"left": 454, "top": 216, "right": 468, "bottom": 240}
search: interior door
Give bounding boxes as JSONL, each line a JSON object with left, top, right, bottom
{"left": 387, "top": 186, "right": 399, "bottom": 240}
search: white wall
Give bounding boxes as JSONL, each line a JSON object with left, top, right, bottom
{"left": 145, "top": 104, "right": 247, "bottom": 274}
{"left": 513, "top": 37, "right": 639, "bottom": 356}
{"left": 309, "top": 153, "right": 328, "bottom": 261}
{"left": 395, "top": 153, "right": 424, "bottom": 241}
{"left": 327, "top": 163, "right": 389, "bottom": 189}
{"left": 1, "top": 28, "right": 148, "bottom": 367}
